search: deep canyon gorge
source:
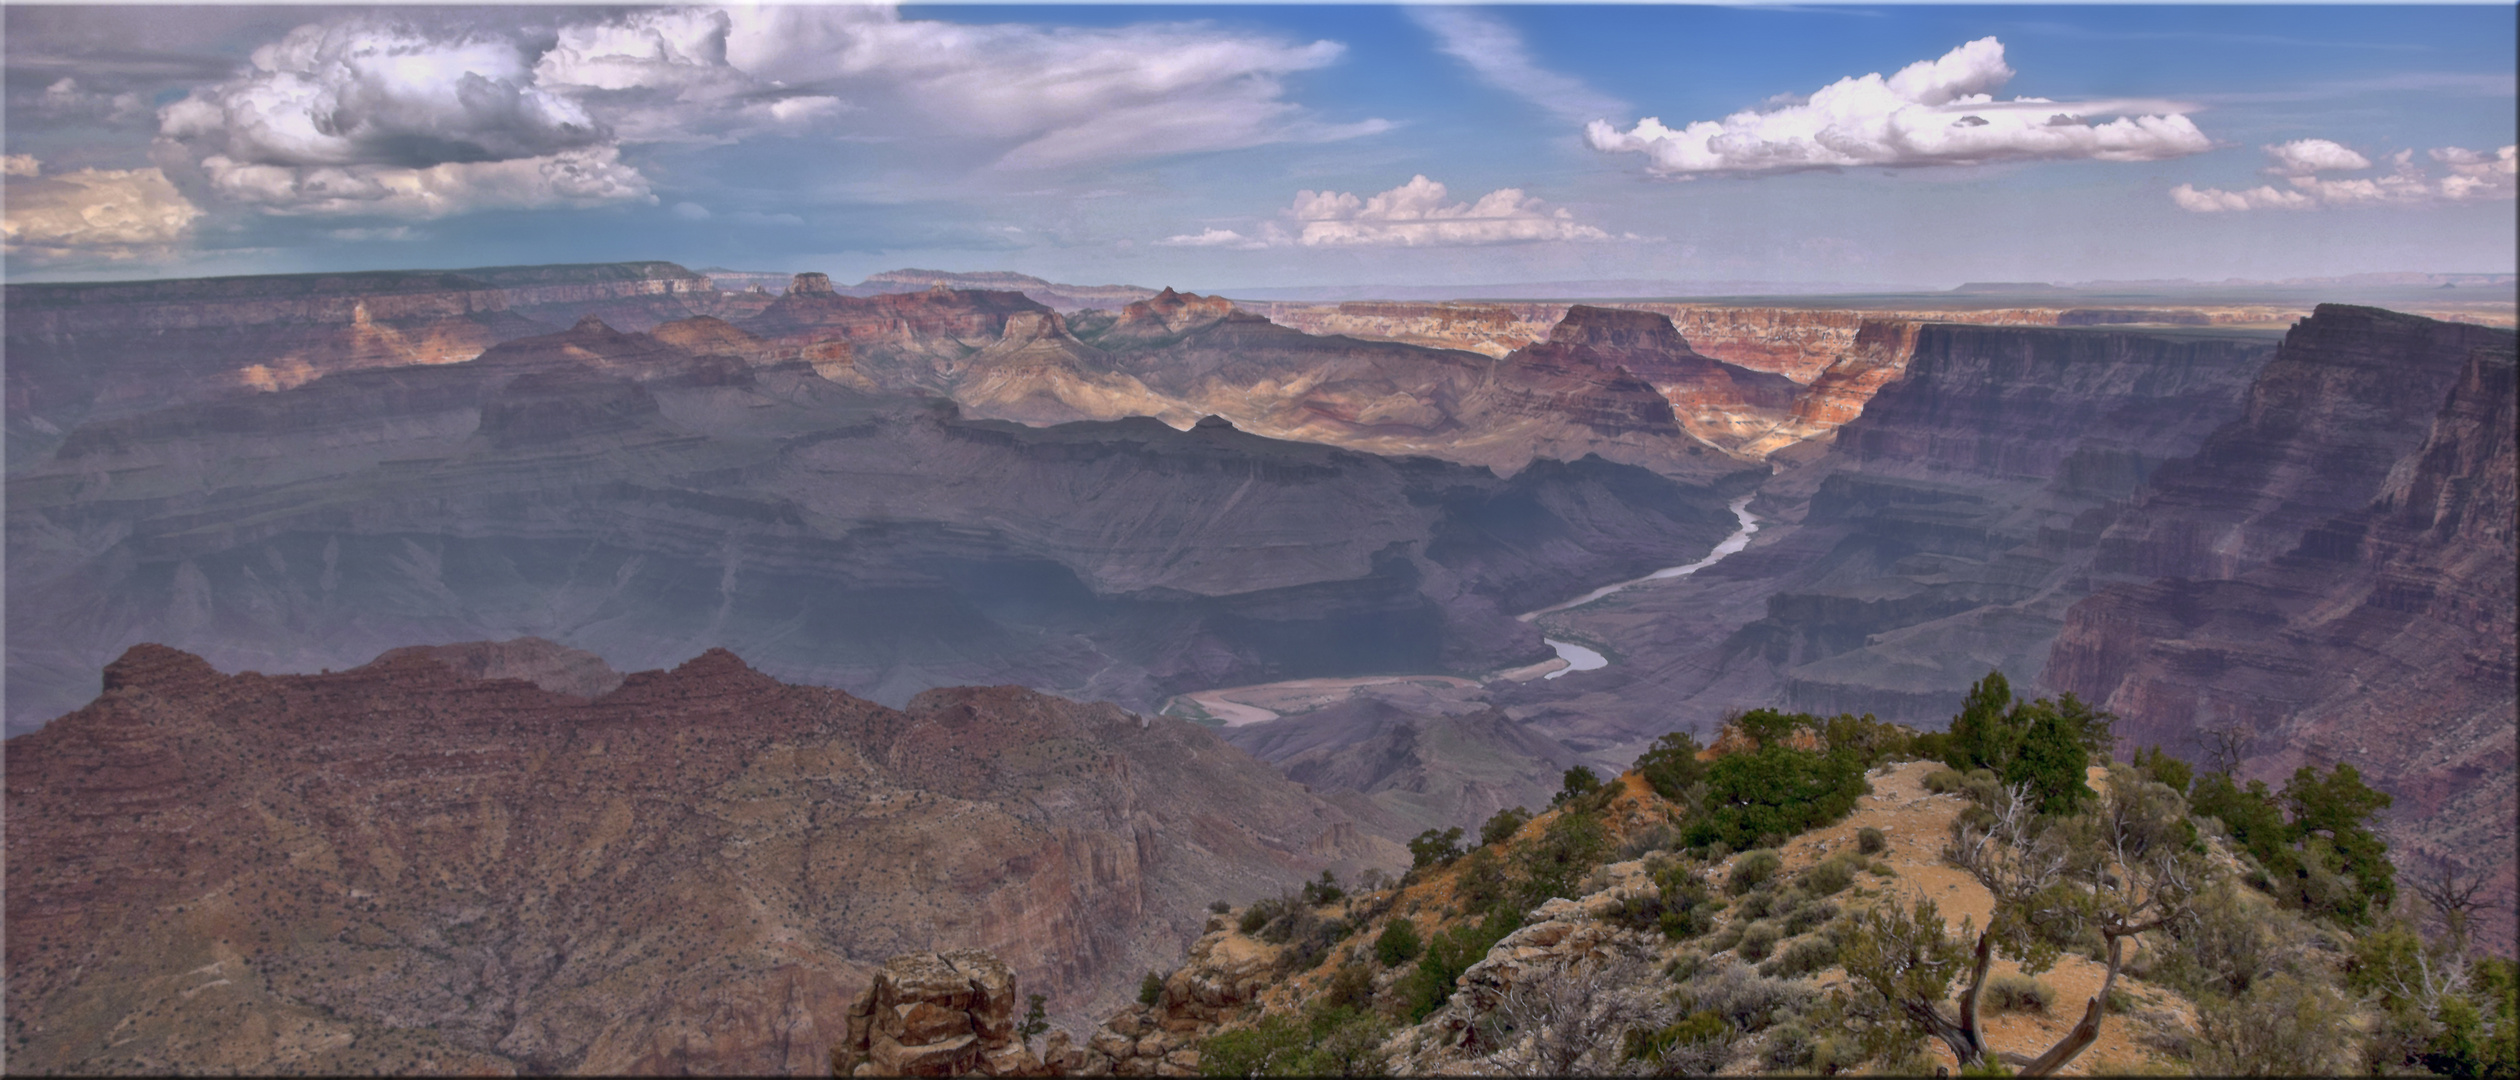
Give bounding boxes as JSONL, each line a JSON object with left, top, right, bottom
{"left": 6, "top": 263, "right": 2512, "bottom": 1074}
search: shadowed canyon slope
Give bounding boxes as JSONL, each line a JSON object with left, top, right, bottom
{"left": 3, "top": 642, "right": 1394, "bottom": 1074}
{"left": 1503, "top": 320, "right": 2284, "bottom": 749}
{"left": 2045, "top": 307, "right": 2520, "bottom": 949}
{"left": 5, "top": 310, "right": 1743, "bottom": 730}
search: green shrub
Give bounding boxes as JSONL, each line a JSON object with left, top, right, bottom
{"left": 1728, "top": 850, "right": 1783, "bottom": 895}
{"left": 1759, "top": 935, "right": 1839, "bottom": 979}
{"left": 1682, "top": 735, "right": 1870, "bottom": 852}
{"left": 1634, "top": 730, "right": 1709, "bottom": 802}
{"left": 1139, "top": 970, "right": 1165, "bottom": 1006}
{"left": 1322, "top": 961, "right": 1374, "bottom": 1011}
{"left": 1798, "top": 853, "right": 1859, "bottom": 897}
{"left": 1208, "top": 899, "right": 1231, "bottom": 915}
{"left": 1737, "top": 921, "right": 1782, "bottom": 962}
{"left": 1551, "top": 765, "right": 1604, "bottom": 806}
{"left": 1857, "top": 827, "right": 1887, "bottom": 855}
{"left": 1374, "top": 917, "right": 1423, "bottom": 967}
{"left": 1735, "top": 887, "right": 1778, "bottom": 921}
{"left": 1407, "top": 827, "right": 1465, "bottom": 872}
{"left": 1625, "top": 1009, "right": 1732, "bottom": 1073}
{"left": 1782, "top": 900, "right": 1838, "bottom": 937}
{"left": 1452, "top": 848, "right": 1508, "bottom": 914}
{"left": 1400, "top": 907, "right": 1521, "bottom": 1020}
{"left": 1611, "top": 862, "right": 1723, "bottom": 941}
{"left": 1922, "top": 768, "right": 1967, "bottom": 795}
{"left": 1514, "top": 809, "right": 1612, "bottom": 908}
{"left": 1985, "top": 973, "right": 2054, "bottom": 1014}
{"left": 1480, "top": 806, "right": 1533, "bottom": 848}
{"left": 1301, "top": 871, "right": 1344, "bottom": 907}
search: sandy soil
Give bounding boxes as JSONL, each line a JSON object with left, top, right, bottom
{"left": 1722, "top": 760, "right": 2190, "bottom": 1076}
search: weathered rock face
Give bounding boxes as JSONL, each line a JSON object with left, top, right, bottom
{"left": 1497, "top": 322, "right": 2278, "bottom": 748}
{"left": 2044, "top": 308, "right": 2518, "bottom": 952}
{"left": 2091, "top": 306, "right": 2514, "bottom": 581}
{"left": 839, "top": 951, "right": 1046, "bottom": 1077}
{"left": 3, "top": 644, "right": 1394, "bottom": 1075}
{"left": 4, "top": 262, "right": 752, "bottom": 466}
{"left": 5, "top": 314, "right": 1739, "bottom": 730}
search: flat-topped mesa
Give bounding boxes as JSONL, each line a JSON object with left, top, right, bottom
{"left": 790, "top": 271, "right": 838, "bottom": 295}
{"left": 1545, "top": 304, "right": 1694, "bottom": 354}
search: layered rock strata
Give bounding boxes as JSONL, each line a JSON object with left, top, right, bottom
{"left": 4, "top": 262, "right": 749, "bottom": 466}
{"left": 6, "top": 311, "right": 1738, "bottom": 729}
{"left": 2045, "top": 307, "right": 2518, "bottom": 951}
{"left": 4, "top": 644, "right": 1394, "bottom": 1074}
{"left": 1498, "top": 322, "right": 2280, "bottom": 750}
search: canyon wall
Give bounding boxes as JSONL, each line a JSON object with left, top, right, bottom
{"left": 5, "top": 311, "right": 1741, "bottom": 731}
{"left": 1497, "top": 322, "right": 2280, "bottom": 751}
{"left": 4, "top": 642, "right": 1393, "bottom": 1074}
{"left": 2044, "top": 307, "right": 2518, "bottom": 950}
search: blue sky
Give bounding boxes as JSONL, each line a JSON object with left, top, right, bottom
{"left": 4, "top": 3, "right": 2512, "bottom": 289}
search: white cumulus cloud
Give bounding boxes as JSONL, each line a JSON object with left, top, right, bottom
{"left": 1587, "top": 37, "right": 2210, "bottom": 176}
{"left": 1288, "top": 175, "right": 1611, "bottom": 247}
{"left": 154, "top": 4, "right": 1372, "bottom": 219}
{"left": 3, "top": 156, "right": 203, "bottom": 261}
{"left": 2173, "top": 142, "right": 2516, "bottom": 211}
{"left": 2264, "top": 138, "right": 2371, "bottom": 175}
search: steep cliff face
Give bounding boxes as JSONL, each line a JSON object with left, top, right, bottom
{"left": 3, "top": 644, "right": 1393, "bottom": 1075}
{"left": 4, "top": 262, "right": 743, "bottom": 467}
{"left": 2044, "top": 311, "right": 2517, "bottom": 950}
{"left": 6, "top": 319, "right": 1739, "bottom": 730}
{"left": 2091, "top": 306, "right": 2513, "bottom": 581}
{"left": 1498, "top": 323, "right": 2277, "bottom": 749}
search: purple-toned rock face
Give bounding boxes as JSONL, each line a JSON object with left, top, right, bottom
{"left": 4, "top": 644, "right": 1394, "bottom": 1074}
{"left": 2045, "top": 306, "right": 2519, "bottom": 953}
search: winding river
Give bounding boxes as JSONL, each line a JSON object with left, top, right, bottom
{"left": 1524, "top": 494, "right": 1760, "bottom": 680}
{"left": 1174, "top": 494, "right": 1764, "bottom": 721}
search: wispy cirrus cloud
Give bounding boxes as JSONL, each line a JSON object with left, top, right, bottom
{"left": 1408, "top": 7, "right": 1627, "bottom": 126}
{"left": 1589, "top": 37, "right": 2211, "bottom": 177}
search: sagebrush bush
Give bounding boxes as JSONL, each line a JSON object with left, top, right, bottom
{"left": 1728, "top": 850, "right": 1783, "bottom": 895}
{"left": 1857, "top": 826, "right": 1887, "bottom": 855}
{"left": 1921, "top": 768, "right": 1967, "bottom": 795}
{"left": 1758, "top": 935, "right": 1839, "bottom": 980}
{"left": 1737, "top": 920, "right": 1782, "bottom": 962}
{"left": 1782, "top": 899, "right": 1838, "bottom": 937}
{"left": 1798, "top": 854, "right": 1859, "bottom": 897}
{"left": 1985, "top": 973, "right": 2055, "bottom": 1014}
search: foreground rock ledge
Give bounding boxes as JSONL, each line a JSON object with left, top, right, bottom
{"left": 839, "top": 951, "right": 1048, "bottom": 1078}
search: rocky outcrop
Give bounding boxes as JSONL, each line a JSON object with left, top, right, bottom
{"left": 4, "top": 644, "right": 1393, "bottom": 1075}
{"left": 2044, "top": 309, "right": 2518, "bottom": 952}
{"left": 838, "top": 952, "right": 1046, "bottom": 1077}
{"left": 5, "top": 317, "right": 1740, "bottom": 729}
